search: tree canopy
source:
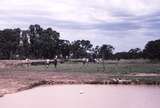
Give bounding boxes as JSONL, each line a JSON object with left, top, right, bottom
{"left": 143, "top": 39, "right": 160, "bottom": 60}
{"left": 0, "top": 24, "right": 159, "bottom": 60}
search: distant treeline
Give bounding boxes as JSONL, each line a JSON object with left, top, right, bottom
{"left": 0, "top": 24, "right": 160, "bottom": 60}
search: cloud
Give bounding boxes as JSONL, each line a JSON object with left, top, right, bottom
{"left": 0, "top": 0, "right": 160, "bottom": 52}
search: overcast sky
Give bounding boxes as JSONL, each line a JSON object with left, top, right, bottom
{"left": 0, "top": 0, "right": 160, "bottom": 52}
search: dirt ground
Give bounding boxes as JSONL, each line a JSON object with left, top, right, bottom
{"left": 0, "top": 71, "right": 111, "bottom": 97}
{"left": 0, "top": 60, "right": 160, "bottom": 97}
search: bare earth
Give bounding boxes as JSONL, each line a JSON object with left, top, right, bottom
{"left": 0, "top": 71, "right": 114, "bottom": 97}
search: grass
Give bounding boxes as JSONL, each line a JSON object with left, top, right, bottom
{"left": 3, "top": 60, "right": 160, "bottom": 75}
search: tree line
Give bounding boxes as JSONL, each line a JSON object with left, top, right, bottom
{"left": 0, "top": 24, "right": 159, "bottom": 60}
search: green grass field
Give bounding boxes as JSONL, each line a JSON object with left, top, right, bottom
{"left": 4, "top": 60, "right": 160, "bottom": 75}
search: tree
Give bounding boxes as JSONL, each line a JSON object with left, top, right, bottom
{"left": 99, "top": 44, "right": 114, "bottom": 59}
{"left": 38, "top": 28, "right": 60, "bottom": 58}
{"left": 92, "top": 46, "right": 100, "bottom": 58}
{"left": 128, "top": 48, "right": 143, "bottom": 59}
{"left": 28, "top": 25, "right": 60, "bottom": 58}
{"left": 17, "top": 30, "right": 31, "bottom": 59}
{"left": 70, "top": 40, "right": 93, "bottom": 58}
{"left": 58, "top": 39, "right": 70, "bottom": 58}
{"left": 114, "top": 52, "right": 129, "bottom": 59}
{"left": 0, "top": 29, "right": 20, "bottom": 59}
{"left": 143, "top": 39, "right": 160, "bottom": 60}
{"left": 29, "top": 24, "right": 43, "bottom": 58}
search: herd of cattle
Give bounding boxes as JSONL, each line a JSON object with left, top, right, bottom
{"left": 23, "top": 58, "right": 104, "bottom": 67}
{"left": 0, "top": 57, "right": 105, "bottom": 69}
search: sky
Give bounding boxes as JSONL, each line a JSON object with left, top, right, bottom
{"left": 0, "top": 0, "right": 160, "bottom": 52}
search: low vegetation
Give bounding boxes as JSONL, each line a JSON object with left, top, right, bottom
{"left": 1, "top": 59, "right": 159, "bottom": 74}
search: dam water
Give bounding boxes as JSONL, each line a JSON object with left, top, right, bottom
{"left": 0, "top": 85, "right": 160, "bottom": 108}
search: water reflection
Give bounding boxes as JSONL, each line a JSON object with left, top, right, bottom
{"left": 0, "top": 85, "right": 160, "bottom": 108}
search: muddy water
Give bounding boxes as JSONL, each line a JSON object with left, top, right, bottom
{"left": 0, "top": 85, "right": 160, "bottom": 108}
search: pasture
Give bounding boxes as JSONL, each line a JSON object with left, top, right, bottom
{"left": 1, "top": 59, "right": 160, "bottom": 74}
